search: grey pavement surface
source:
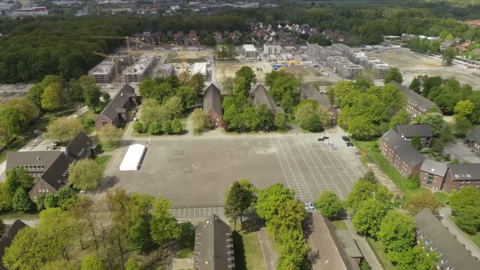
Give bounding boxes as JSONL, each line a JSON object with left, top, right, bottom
{"left": 257, "top": 225, "right": 278, "bottom": 270}
{"left": 444, "top": 140, "right": 480, "bottom": 164}
{"left": 104, "top": 135, "right": 363, "bottom": 207}
{"left": 344, "top": 219, "right": 383, "bottom": 270}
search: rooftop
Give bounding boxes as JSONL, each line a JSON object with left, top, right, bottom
{"left": 96, "top": 84, "right": 135, "bottom": 122}
{"left": 420, "top": 159, "right": 448, "bottom": 177}
{"left": 447, "top": 163, "right": 480, "bottom": 181}
{"left": 156, "top": 64, "right": 173, "bottom": 75}
{"left": 192, "top": 62, "right": 207, "bottom": 76}
{"left": 123, "top": 55, "right": 155, "bottom": 75}
{"left": 466, "top": 125, "right": 480, "bottom": 144}
{"left": 301, "top": 83, "right": 332, "bottom": 109}
{"left": 392, "top": 124, "right": 433, "bottom": 138}
{"left": 0, "top": 220, "right": 28, "bottom": 270}
{"left": 415, "top": 209, "right": 480, "bottom": 269}
{"left": 390, "top": 81, "right": 438, "bottom": 113}
{"left": 251, "top": 85, "right": 284, "bottom": 114}
{"left": 203, "top": 84, "right": 222, "bottom": 116}
{"left": 382, "top": 129, "right": 426, "bottom": 167}
{"left": 89, "top": 61, "right": 115, "bottom": 75}
{"left": 243, "top": 44, "right": 257, "bottom": 51}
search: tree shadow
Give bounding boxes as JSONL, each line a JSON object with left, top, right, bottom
{"left": 99, "top": 175, "right": 119, "bottom": 191}
{"left": 232, "top": 231, "right": 247, "bottom": 270}
{"left": 303, "top": 212, "right": 314, "bottom": 241}
{"left": 240, "top": 219, "right": 259, "bottom": 234}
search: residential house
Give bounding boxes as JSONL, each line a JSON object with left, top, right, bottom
{"left": 443, "top": 163, "right": 480, "bottom": 193}
{"left": 63, "top": 131, "right": 97, "bottom": 160}
{"left": 391, "top": 124, "right": 433, "bottom": 149}
{"left": 263, "top": 43, "right": 281, "bottom": 55}
{"left": 194, "top": 214, "right": 234, "bottom": 270}
{"left": 457, "top": 41, "right": 471, "bottom": 53}
{"left": 419, "top": 159, "right": 448, "bottom": 191}
{"left": 381, "top": 129, "right": 426, "bottom": 177}
{"left": 415, "top": 209, "right": 480, "bottom": 269}
{"left": 0, "top": 220, "right": 28, "bottom": 270}
{"left": 6, "top": 151, "right": 64, "bottom": 179}
{"left": 250, "top": 85, "right": 284, "bottom": 115}
{"left": 229, "top": 32, "right": 240, "bottom": 45}
{"left": 307, "top": 212, "right": 363, "bottom": 270}
{"left": 300, "top": 83, "right": 338, "bottom": 126}
{"left": 188, "top": 31, "right": 199, "bottom": 46}
{"left": 95, "top": 84, "right": 136, "bottom": 132}
{"left": 323, "top": 29, "right": 339, "bottom": 42}
{"left": 390, "top": 81, "right": 441, "bottom": 117}
{"left": 173, "top": 31, "right": 184, "bottom": 45}
{"left": 213, "top": 31, "right": 223, "bottom": 43}
{"left": 465, "top": 19, "right": 480, "bottom": 27}
{"left": 203, "top": 84, "right": 223, "bottom": 128}
{"left": 466, "top": 125, "right": 480, "bottom": 150}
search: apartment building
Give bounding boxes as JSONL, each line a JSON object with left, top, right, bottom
{"left": 391, "top": 124, "right": 433, "bottom": 149}
{"left": 443, "top": 164, "right": 480, "bottom": 193}
{"left": 263, "top": 43, "right": 281, "bottom": 55}
{"left": 390, "top": 81, "right": 440, "bottom": 118}
{"left": 419, "top": 159, "right": 448, "bottom": 191}
{"left": 466, "top": 125, "right": 480, "bottom": 150}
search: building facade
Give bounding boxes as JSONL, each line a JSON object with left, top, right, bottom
{"left": 419, "top": 159, "right": 448, "bottom": 191}
{"left": 443, "top": 164, "right": 480, "bottom": 193}
{"left": 390, "top": 81, "right": 440, "bottom": 118}
{"left": 466, "top": 126, "right": 480, "bottom": 150}
{"left": 263, "top": 43, "right": 281, "bottom": 55}
{"left": 95, "top": 84, "right": 137, "bottom": 132}
{"left": 203, "top": 84, "right": 223, "bottom": 128}
{"left": 391, "top": 124, "right": 433, "bottom": 149}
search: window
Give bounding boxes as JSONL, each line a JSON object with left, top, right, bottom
{"left": 427, "top": 174, "right": 434, "bottom": 186}
{"left": 39, "top": 189, "right": 41, "bottom": 192}
{"left": 46, "top": 189, "right": 49, "bottom": 192}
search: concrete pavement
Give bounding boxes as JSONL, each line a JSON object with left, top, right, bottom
{"left": 344, "top": 219, "right": 383, "bottom": 270}
{"left": 257, "top": 226, "right": 278, "bottom": 270}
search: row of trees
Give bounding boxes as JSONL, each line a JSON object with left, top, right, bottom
{"left": 3, "top": 190, "right": 181, "bottom": 270}
{"left": 448, "top": 187, "right": 480, "bottom": 236}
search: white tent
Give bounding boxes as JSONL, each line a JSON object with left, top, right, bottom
{"left": 119, "top": 144, "right": 146, "bottom": 171}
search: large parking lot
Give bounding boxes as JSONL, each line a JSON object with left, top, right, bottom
{"left": 109, "top": 136, "right": 362, "bottom": 207}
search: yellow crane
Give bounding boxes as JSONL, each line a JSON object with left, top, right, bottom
{"left": 92, "top": 36, "right": 132, "bottom": 65}
{"left": 92, "top": 51, "right": 123, "bottom": 83}
{"left": 170, "top": 44, "right": 188, "bottom": 73}
{"left": 134, "top": 38, "right": 152, "bottom": 56}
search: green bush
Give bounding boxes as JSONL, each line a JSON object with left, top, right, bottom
{"left": 454, "top": 212, "right": 479, "bottom": 235}
{"left": 404, "top": 173, "right": 420, "bottom": 189}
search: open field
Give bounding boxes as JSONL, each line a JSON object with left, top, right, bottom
{"left": 367, "top": 49, "right": 480, "bottom": 89}
{"left": 215, "top": 61, "right": 272, "bottom": 83}
{"left": 166, "top": 51, "right": 210, "bottom": 64}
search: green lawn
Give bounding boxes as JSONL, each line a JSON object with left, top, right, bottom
{"left": 366, "top": 238, "right": 396, "bottom": 270}
{"left": 93, "top": 155, "right": 111, "bottom": 172}
{"left": 78, "top": 109, "right": 99, "bottom": 135}
{"left": 331, "top": 220, "right": 348, "bottom": 230}
{"left": 434, "top": 192, "right": 449, "bottom": 206}
{"left": 352, "top": 139, "right": 428, "bottom": 199}
{"left": 178, "top": 222, "right": 195, "bottom": 258}
{"left": 233, "top": 222, "right": 267, "bottom": 270}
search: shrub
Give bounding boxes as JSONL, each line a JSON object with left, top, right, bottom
{"left": 405, "top": 173, "right": 420, "bottom": 189}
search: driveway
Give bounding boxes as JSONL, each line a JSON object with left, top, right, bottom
{"left": 444, "top": 140, "right": 480, "bottom": 163}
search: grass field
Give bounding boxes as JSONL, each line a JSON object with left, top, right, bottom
{"left": 233, "top": 222, "right": 267, "bottom": 270}
{"left": 94, "top": 155, "right": 111, "bottom": 173}
{"left": 434, "top": 192, "right": 449, "bottom": 206}
{"left": 352, "top": 139, "right": 428, "bottom": 199}
{"left": 366, "top": 238, "right": 396, "bottom": 270}
{"left": 178, "top": 223, "right": 195, "bottom": 258}
{"left": 331, "top": 220, "right": 348, "bottom": 230}
{"left": 78, "top": 109, "right": 99, "bottom": 135}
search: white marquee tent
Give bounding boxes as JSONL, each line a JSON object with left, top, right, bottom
{"left": 119, "top": 144, "right": 146, "bottom": 171}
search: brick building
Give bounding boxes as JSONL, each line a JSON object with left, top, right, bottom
{"left": 381, "top": 129, "right": 426, "bottom": 178}
{"left": 95, "top": 84, "right": 137, "bottom": 132}
{"left": 300, "top": 83, "right": 338, "bottom": 126}
{"left": 203, "top": 84, "right": 223, "bottom": 128}
{"left": 466, "top": 125, "right": 480, "bottom": 150}
{"left": 419, "top": 159, "right": 448, "bottom": 191}
{"left": 443, "top": 164, "right": 480, "bottom": 193}
{"left": 391, "top": 124, "right": 433, "bottom": 149}
{"left": 250, "top": 85, "right": 284, "bottom": 115}
{"left": 390, "top": 81, "right": 441, "bottom": 118}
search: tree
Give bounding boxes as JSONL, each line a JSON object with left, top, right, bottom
{"left": 384, "top": 67, "right": 403, "bottom": 84}
{"left": 449, "top": 186, "right": 480, "bottom": 222}
{"left": 128, "top": 193, "right": 154, "bottom": 252}
{"left": 410, "top": 134, "right": 422, "bottom": 150}
{"left": 235, "top": 66, "right": 257, "bottom": 91}
{"left": 84, "top": 84, "right": 102, "bottom": 112}
{"left": 419, "top": 113, "right": 444, "bottom": 137}
{"left": 294, "top": 102, "right": 331, "bottom": 132}
{"left": 454, "top": 99, "right": 475, "bottom": 118}
{"left": 442, "top": 47, "right": 457, "bottom": 66}
{"left": 0, "top": 218, "right": 5, "bottom": 235}
{"left": 275, "top": 113, "right": 287, "bottom": 131}
{"left": 189, "top": 73, "right": 206, "bottom": 97}
{"left": 171, "top": 119, "right": 183, "bottom": 134}
{"left": 39, "top": 208, "right": 76, "bottom": 262}
{"left": 68, "top": 159, "right": 103, "bottom": 191}
{"left": 46, "top": 117, "right": 83, "bottom": 143}
{"left": 224, "top": 181, "right": 251, "bottom": 230}
{"left": 161, "top": 120, "right": 172, "bottom": 134}
{"left": 454, "top": 116, "right": 473, "bottom": 136}
{"left": 0, "top": 107, "right": 26, "bottom": 145}
{"left": 44, "top": 193, "right": 59, "bottom": 209}
{"left": 392, "top": 244, "right": 437, "bottom": 270}
{"left": 81, "top": 255, "right": 107, "bottom": 270}
{"left": 41, "top": 82, "right": 64, "bottom": 111}
{"left": 163, "top": 96, "right": 184, "bottom": 120}
{"left": 98, "top": 125, "right": 123, "bottom": 148}
{"left": 102, "top": 92, "right": 111, "bottom": 103}
{"left": 334, "top": 81, "right": 356, "bottom": 103}
{"left": 307, "top": 34, "right": 332, "bottom": 45}
{"left": 125, "top": 258, "right": 141, "bottom": 270}
{"left": 133, "top": 121, "right": 143, "bottom": 133}
{"left": 344, "top": 180, "right": 376, "bottom": 212}
{"left": 377, "top": 211, "right": 415, "bottom": 261}
{"left": 3, "top": 227, "right": 57, "bottom": 270}
{"left": 215, "top": 43, "right": 236, "bottom": 59}
{"left": 348, "top": 116, "right": 377, "bottom": 139}
{"left": 40, "top": 260, "right": 79, "bottom": 270}
{"left": 176, "top": 86, "right": 196, "bottom": 108}
{"left": 5, "top": 167, "right": 34, "bottom": 195}
{"left": 189, "top": 108, "right": 210, "bottom": 134}
{"left": 257, "top": 183, "right": 295, "bottom": 222}
{"left": 0, "top": 98, "right": 39, "bottom": 124}
{"left": 326, "top": 85, "right": 335, "bottom": 106}
{"left": 454, "top": 211, "right": 479, "bottom": 235}
{"left": 404, "top": 191, "right": 441, "bottom": 216}
{"left": 36, "top": 195, "right": 45, "bottom": 211}
{"left": 315, "top": 191, "right": 343, "bottom": 220}
{"left": 13, "top": 188, "right": 32, "bottom": 212}
{"left": 56, "top": 188, "right": 77, "bottom": 210}
{"left": 352, "top": 199, "right": 387, "bottom": 238}
{"left": 363, "top": 169, "right": 377, "bottom": 184}
{"left": 356, "top": 69, "right": 378, "bottom": 85}
{"left": 389, "top": 109, "right": 411, "bottom": 129}
{"left": 150, "top": 197, "right": 180, "bottom": 247}
{"left": 270, "top": 199, "right": 306, "bottom": 244}
{"left": 380, "top": 84, "right": 405, "bottom": 118}
{"left": 409, "top": 78, "right": 422, "bottom": 93}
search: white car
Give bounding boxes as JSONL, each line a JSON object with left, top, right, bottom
{"left": 308, "top": 202, "right": 315, "bottom": 210}
{"left": 305, "top": 203, "right": 310, "bottom": 210}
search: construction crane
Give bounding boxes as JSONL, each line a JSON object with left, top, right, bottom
{"left": 92, "top": 36, "right": 132, "bottom": 65}
{"left": 170, "top": 44, "right": 188, "bottom": 73}
{"left": 92, "top": 51, "right": 123, "bottom": 83}
{"left": 133, "top": 38, "right": 152, "bottom": 56}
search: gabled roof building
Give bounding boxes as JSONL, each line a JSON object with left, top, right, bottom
{"left": 391, "top": 124, "right": 433, "bottom": 149}
{"left": 390, "top": 81, "right": 441, "bottom": 117}
{"left": 466, "top": 125, "right": 480, "bottom": 151}
{"left": 203, "top": 84, "right": 223, "bottom": 128}
{"left": 95, "top": 84, "right": 136, "bottom": 132}
{"left": 300, "top": 83, "right": 338, "bottom": 126}
{"left": 250, "top": 85, "right": 284, "bottom": 115}
{"left": 0, "top": 220, "right": 28, "bottom": 270}
{"left": 63, "top": 131, "right": 97, "bottom": 160}
{"left": 443, "top": 163, "right": 480, "bottom": 193}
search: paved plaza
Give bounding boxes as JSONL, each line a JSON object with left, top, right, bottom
{"left": 108, "top": 136, "right": 363, "bottom": 208}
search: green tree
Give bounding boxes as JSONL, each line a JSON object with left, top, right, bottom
{"left": 410, "top": 134, "right": 422, "bottom": 150}
{"left": 98, "top": 125, "right": 123, "bottom": 148}
{"left": 46, "top": 117, "right": 83, "bottom": 143}
{"left": 40, "top": 260, "right": 79, "bottom": 270}
{"left": 454, "top": 211, "right": 479, "bottom": 235}
{"left": 404, "top": 191, "right": 441, "bottom": 216}
{"left": 0, "top": 107, "right": 26, "bottom": 145}
{"left": 344, "top": 180, "right": 376, "bottom": 212}
{"left": 352, "top": 199, "right": 388, "bottom": 238}
{"left": 256, "top": 104, "right": 275, "bottom": 131}
{"left": 3, "top": 227, "right": 57, "bottom": 270}
{"left": 315, "top": 191, "right": 343, "bottom": 220}
{"left": 215, "top": 43, "right": 236, "bottom": 59}
{"left": 275, "top": 113, "right": 287, "bottom": 131}
{"left": 294, "top": 102, "right": 331, "bottom": 132}
{"left": 171, "top": 119, "right": 183, "bottom": 134}
{"left": 5, "top": 167, "right": 34, "bottom": 195}
{"left": 84, "top": 84, "right": 102, "bottom": 112}
{"left": 380, "top": 84, "right": 405, "bottom": 118}
{"left": 234, "top": 76, "right": 249, "bottom": 100}
{"left": 161, "top": 120, "right": 172, "bottom": 134}
{"left": 189, "top": 108, "right": 210, "bottom": 134}
{"left": 348, "top": 116, "right": 377, "bottom": 139}
{"left": 150, "top": 197, "right": 180, "bottom": 247}
{"left": 41, "top": 83, "right": 64, "bottom": 111}
{"left": 326, "top": 85, "right": 335, "bottom": 106}
{"left": 39, "top": 208, "right": 76, "bottom": 262}
{"left": 449, "top": 187, "right": 480, "bottom": 222}
{"left": 133, "top": 121, "right": 143, "bottom": 133}
{"left": 257, "top": 183, "right": 295, "bottom": 221}
{"left": 36, "top": 195, "right": 45, "bottom": 211}
{"left": 454, "top": 116, "right": 473, "bottom": 136}
{"left": 442, "top": 47, "right": 457, "bottom": 66}
{"left": 44, "top": 193, "right": 59, "bottom": 209}
{"left": 125, "top": 258, "right": 141, "bottom": 270}
{"left": 377, "top": 211, "right": 415, "bottom": 262}
{"left": 176, "top": 86, "right": 196, "bottom": 107}
{"left": 389, "top": 109, "right": 411, "bottom": 129}
{"left": 13, "top": 188, "right": 32, "bottom": 212}
{"left": 81, "top": 255, "right": 107, "bottom": 270}
{"left": 392, "top": 244, "right": 437, "bottom": 270}
{"left": 307, "top": 34, "right": 332, "bottom": 45}
{"left": 419, "top": 113, "right": 444, "bottom": 137}
{"left": 56, "top": 188, "right": 77, "bottom": 210}
{"left": 334, "top": 81, "right": 356, "bottom": 104}
{"left": 224, "top": 180, "right": 257, "bottom": 230}
{"left": 454, "top": 99, "right": 475, "bottom": 118}
{"left": 363, "top": 169, "right": 377, "bottom": 184}
{"left": 68, "top": 159, "right": 103, "bottom": 191}
{"left": 0, "top": 98, "right": 39, "bottom": 124}
{"left": 270, "top": 200, "right": 306, "bottom": 244}
{"left": 189, "top": 73, "right": 206, "bottom": 97}
{"left": 409, "top": 77, "right": 422, "bottom": 93}
{"left": 384, "top": 67, "right": 403, "bottom": 84}
{"left": 356, "top": 69, "right": 378, "bottom": 85}
{"left": 128, "top": 193, "right": 154, "bottom": 252}
{"left": 235, "top": 66, "right": 257, "bottom": 91}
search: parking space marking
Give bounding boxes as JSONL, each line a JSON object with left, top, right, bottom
{"left": 170, "top": 207, "right": 225, "bottom": 218}
{"left": 272, "top": 138, "right": 313, "bottom": 202}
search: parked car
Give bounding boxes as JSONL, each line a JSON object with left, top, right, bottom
{"left": 308, "top": 202, "right": 315, "bottom": 210}
{"left": 305, "top": 203, "right": 310, "bottom": 210}
{"left": 323, "top": 136, "right": 329, "bottom": 139}
{"left": 317, "top": 138, "right": 324, "bottom": 141}
{"left": 341, "top": 136, "right": 350, "bottom": 142}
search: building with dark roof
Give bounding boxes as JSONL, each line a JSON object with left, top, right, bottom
{"left": 299, "top": 83, "right": 338, "bottom": 125}
{"left": 419, "top": 160, "right": 448, "bottom": 191}
{"left": 466, "top": 125, "right": 480, "bottom": 151}
{"left": 415, "top": 209, "right": 480, "bottom": 269}
{"left": 381, "top": 129, "right": 426, "bottom": 177}
{"left": 6, "top": 151, "right": 62, "bottom": 178}
{"left": 63, "top": 131, "right": 97, "bottom": 160}
{"left": 194, "top": 214, "right": 234, "bottom": 270}
{"left": 95, "top": 84, "right": 136, "bottom": 132}
{"left": 390, "top": 81, "right": 441, "bottom": 118}
{"left": 203, "top": 84, "right": 223, "bottom": 128}
{"left": 443, "top": 163, "right": 480, "bottom": 193}
{"left": 250, "top": 85, "right": 284, "bottom": 115}
{"left": 307, "top": 212, "right": 362, "bottom": 270}
{"left": 0, "top": 220, "right": 28, "bottom": 270}
{"left": 391, "top": 124, "right": 433, "bottom": 149}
